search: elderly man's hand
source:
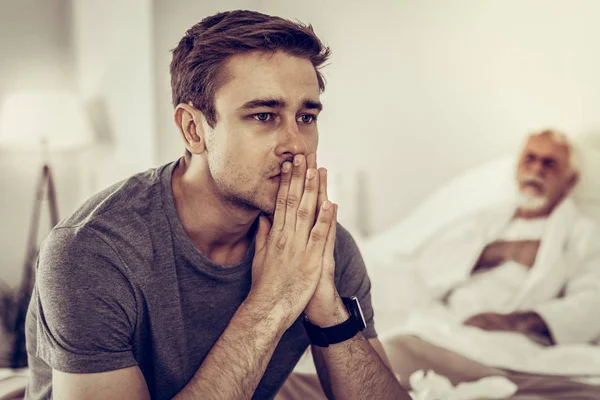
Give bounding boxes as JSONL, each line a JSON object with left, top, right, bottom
{"left": 463, "top": 312, "right": 519, "bottom": 332}
{"left": 463, "top": 311, "right": 553, "bottom": 341}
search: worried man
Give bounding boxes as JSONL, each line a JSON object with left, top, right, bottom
{"left": 24, "top": 10, "right": 409, "bottom": 400}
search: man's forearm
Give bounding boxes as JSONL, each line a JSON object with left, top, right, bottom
{"left": 312, "top": 334, "right": 410, "bottom": 400}
{"left": 174, "top": 296, "right": 289, "bottom": 400}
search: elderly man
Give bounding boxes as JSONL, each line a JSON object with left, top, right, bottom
{"left": 423, "top": 129, "right": 599, "bottom": 344}
{"left": 380, "top": 129, "right": 600, "bottom": 397}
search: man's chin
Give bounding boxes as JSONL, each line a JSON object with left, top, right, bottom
{"left": 517, "top": 192, "right": 548, "bottom": 211}
{"left": 251, "top": 196, "right": 276, "bottom": 216}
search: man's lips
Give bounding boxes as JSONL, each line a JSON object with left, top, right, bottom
{"left": 523, "top": 180, "right": 544, "bottom": 192}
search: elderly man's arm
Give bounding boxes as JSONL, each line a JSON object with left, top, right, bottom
{"left": 464, "top": 311, "right": 553, "bottom": 341}
{"left": 464, "top": 275, "right": 600, "bottom": 344}
{"left": 467, "top": 224, "right": 600, "bottom": 344}
{"left": 533, "top": 273, "right": 600, "bottom": 343}
{"left": 533, "top": 223, "right": 600, "bottom": 344}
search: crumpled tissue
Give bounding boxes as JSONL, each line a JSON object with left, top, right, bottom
{"left": 407, "top": 369, "right": 518, "bottom": 400}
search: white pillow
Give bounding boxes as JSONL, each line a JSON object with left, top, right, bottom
{"left": 572, "top": 141, "right": 600, "bottom": 224}
{"left": 365, "top": 142, "right": 600, "bottom": 262}
{"left": 364, "top": 157, "right": 515, "bottom": 262}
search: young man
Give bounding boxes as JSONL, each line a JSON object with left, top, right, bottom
{"left": 25, "top": 10, "right": 409, "bottom": 400}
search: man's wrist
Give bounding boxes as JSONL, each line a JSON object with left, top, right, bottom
{"left": 305, "top": 294, "right": 349, "bottom": 327}
{"left": 243, "top": 291, "right": 295, "bottom": 336}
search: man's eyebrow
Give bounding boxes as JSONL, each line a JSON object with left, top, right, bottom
{"left": 238, "top": 97, "right": 323, "bottom": 112}
{"left": 240, "top": 98, "right": 286, "bottom": 110}
{"left": 304, "top": 99, "right": 323, "bottom": 112}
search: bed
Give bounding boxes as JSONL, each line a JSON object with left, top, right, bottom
{"left": 0, "top": 369, "right": 27, "bottom": 400}
{"left": 279, "top": 136, "right": 600, "bottom": 399}
{"left": 3, "top": 138, "right": 599, "bottom": 399}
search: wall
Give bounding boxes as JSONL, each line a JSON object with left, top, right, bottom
{"left": 0, "top": 0, "right": 77, "bottom": 288}
{"left": 155, "top": 0, "right": 600, "bottom": 235}
{"left": 72, "top": 0, "right": 156, "bottom": 191}
{"left": 320, "top": 0, "right": 600, "bottom": 234}
{"left": 0, "top": 0, "right": 158, "bottom": 288}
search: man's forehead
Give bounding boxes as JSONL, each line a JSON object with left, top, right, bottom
{"left": 217, "top": 51, "right": 321, "bottom": 108}
{"left": 523, "top": 136, "right": 569, "bottom": 159}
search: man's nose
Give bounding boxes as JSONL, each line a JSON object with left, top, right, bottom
{"left": 530, "top": 160, "right": 545, "bottom": 176}
{"left": 275, "top": 121, "right": 307, "bottom": 156}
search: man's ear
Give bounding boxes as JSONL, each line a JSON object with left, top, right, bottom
{"left": 567, "top": 171, "right": 579, "bottom": 192}
{"left": 174, "top": 103, "right": 206, "bottom": 155}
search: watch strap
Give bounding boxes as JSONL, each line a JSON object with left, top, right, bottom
{"left": 302, "top": 297, "right": 366, "bottom": 347}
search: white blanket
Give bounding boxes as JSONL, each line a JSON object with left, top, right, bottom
{"left": 375, "top": 198, "right": 600, "bottom": 376}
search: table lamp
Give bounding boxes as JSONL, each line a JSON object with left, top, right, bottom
{"left": 0, "top": 90, "right": 94, "bottom": 367}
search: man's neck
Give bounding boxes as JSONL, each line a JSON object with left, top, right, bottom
{"left": 515, "top": 198, "right": 561, "bottom": 220}
{"left": 171, "top": 157, "right": 259, "bottom": 264}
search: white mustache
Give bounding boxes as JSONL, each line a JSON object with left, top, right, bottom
{"left": 521, "top": 174, "right": 545, "bottom": 188}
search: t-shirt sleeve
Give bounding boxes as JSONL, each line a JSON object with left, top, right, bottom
{"left": 34, "top": 225, "right": 138, "bottom": 373}
{"left": 334, "top": 223, "right": 377, "bottom": 339}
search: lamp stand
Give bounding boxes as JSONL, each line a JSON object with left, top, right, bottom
{"left": 10, "top": 163, "right": 59, "bottom": 368}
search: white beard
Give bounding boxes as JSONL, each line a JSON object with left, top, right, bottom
{"left": 517, "top": 191, "right": 548, "bottom": 211}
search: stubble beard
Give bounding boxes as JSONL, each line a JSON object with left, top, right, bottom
{"left": 219, "top": 178, "right": 276, "bottom": 216}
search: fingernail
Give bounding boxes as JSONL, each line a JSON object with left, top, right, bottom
{"left": 306, "top": 168, "right": 316, "bottom": 179}
{"left": 323, "top": 201, "right": 331, "bottom": 210}
{"left": 294, "top": 155, "right": 303, "bottom": 166}
{"left": 282, "top": 162, "right": 291, "bottom": 173}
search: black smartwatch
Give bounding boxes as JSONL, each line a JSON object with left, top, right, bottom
{"left": 302, "top": 296, "right": 367, "bottom": 347}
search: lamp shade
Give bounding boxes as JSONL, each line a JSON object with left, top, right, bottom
{"left": 0, "top": 91, "right": 94, "bottom": 151}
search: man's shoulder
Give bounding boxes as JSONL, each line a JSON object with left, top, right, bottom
{"left": 44, "top": 163, "right": 174, "bottom": 265}
{"left": 58, "top": 164, "right": 168, "bottom": 232}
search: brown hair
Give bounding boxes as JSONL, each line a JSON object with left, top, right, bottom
{"left": 170, "top": 10, "right": 331, "bottom": 128}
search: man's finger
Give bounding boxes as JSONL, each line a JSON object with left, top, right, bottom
{"left": 272, "top": 161, "right": 292, "bottom": 232}
{"left": 255, "top": 215, "right": 272, "bottom": 253}
{"left": 316, "top": 167, "right": 328, "bottom": 215}
{"left": 306, "top": 152, "right": 317, "bottom": 170}
{"left": 284, "top": 154, "right": 307, "bottom": 230}
{"left": 306, "top": 201, "right": 334, "bottom": 255}
{"left": 296, "top": 168, "right": 320, "bottom": 241}
{"left": 322, "top": 204, "right": 338, "bottom": 271}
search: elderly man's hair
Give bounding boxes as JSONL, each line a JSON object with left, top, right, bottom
{"left": 526, "top": 128, "right": 580, "bottom": 175}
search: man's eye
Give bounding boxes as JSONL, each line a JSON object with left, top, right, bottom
{"left": 543, "top": 160, "right": 557, "bottom": 169}
{"left": 297, "top": 114, "right": 317, "bottom": 124}
{"left": 253, "top": 113, "right": 273, "bottom": 122}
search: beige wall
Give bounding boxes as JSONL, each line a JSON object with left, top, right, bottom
{"left": 152, "top": 0, "right": 600, "bottom": 235}
{"left": 72, "top": 0, "right": 156, "bottom": 190}
{"left": 0, "top": 0, "right": 157, "bottom": 288}
{"left": 0, "top": 0, "right": 78, "bottom": 288}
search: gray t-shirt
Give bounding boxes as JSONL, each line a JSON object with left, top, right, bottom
{"left": 25, "top": 160, "right": 376, "bottom": 400}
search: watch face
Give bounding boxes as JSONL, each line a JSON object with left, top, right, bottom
{"left": 349, "top": 296, "right": 367, "bottom": 331}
